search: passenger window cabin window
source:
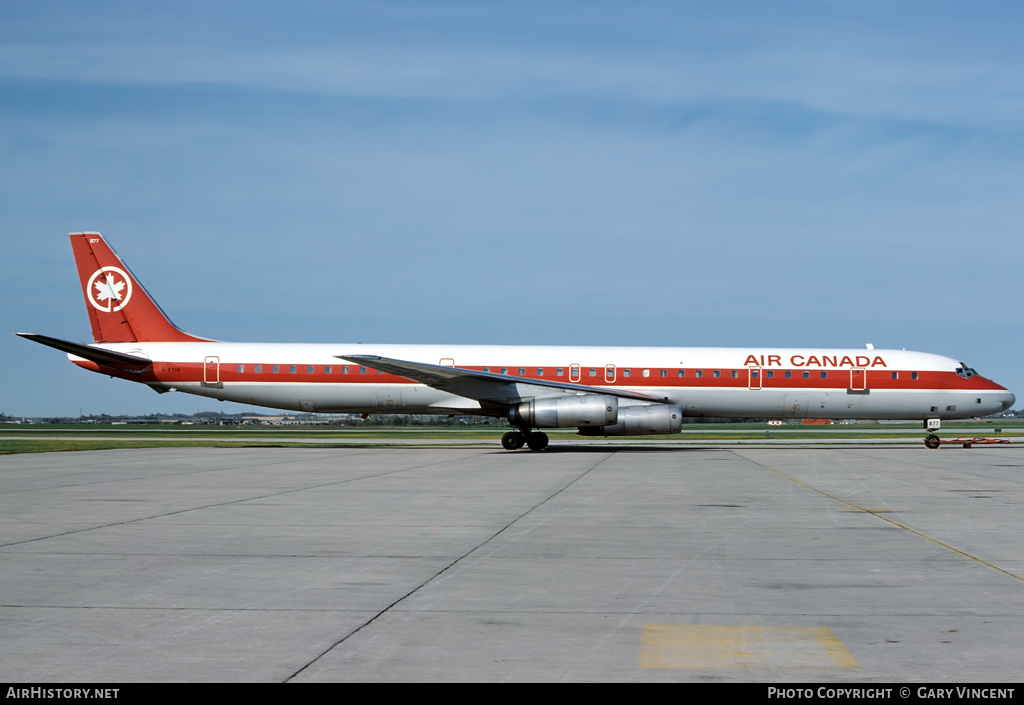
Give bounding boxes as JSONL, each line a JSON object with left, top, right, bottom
{"left": 255, "top": 365, "right": 261, "bottom": 373}
{"left": 537, "top": 368, "right": 544, "bottom": 376}
{"left": 732, "top": 370, "right": 738, "bottom": 378}
{"left": 678, "top": 369, "right": 685, "bottom": 377}
{"left": 520, "top": 368, "right": 526, "bottom": 376}
{"left": 696, "top": 370, "right": 703, "bottom": 378}
{"left": 483, "top": 367, "right": 490, "bottom": 373}
{"left": 642, "top": 369, "right": 650, "bottom": 378}
{"left": 289, "top": 365, "right": 297, "bottom": 373}
{"left": 556, "top": 368, "right": 564, "bottom": 376}
{"left": 273, "top": 365, "right": 279, "bottom": 373}
{"left": 767, "top": 371, "right": 774, "bottom": 379}
{"left": 660, "top": 369, "right": 667, "bottom": 377}
{"left": 307, "top": 366, "right": 314, "bottom": 374}
{"left": 360, "top": 366, "right": 366, "bottom": 374}
{"left": 785, "top": 371, "right": 792, "bottom": 379}
{"left": 713, "top": 370, "right": 720, "bottom": 378}
{"left": 589, "top": 369, "right": 597, "bottom": 377}
{"left": 912, "top": 372, "right": 919, "bottom": 380}
{"left": 624, "top": 369, "right": 631, "bottom": 377}
{"left": 238, "top": 365, "right": 244, "bottom": 373}
{"left": 342, "top": 366, "right": 349, "bottom": 374}
{"left": 501, "top": 368, "right": 508, "bottom": 375}
{"left": 820, "top": 371, "right": 827, "bottom": 379}
{"left": 892, "top": 372, "right": 898, "bottom": 380}
{"left": 802, "top": 371, "right": 809, "bottom": 379}
{"left": 325, "top": 366, "right": 331, "bottom": 374}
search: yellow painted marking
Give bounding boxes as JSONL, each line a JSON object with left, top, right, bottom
{"left": 751, "top": 461, "right": 1024, "bottom": 586}
{"left": 639, "top": 625, "right": 858, "bottom": 670}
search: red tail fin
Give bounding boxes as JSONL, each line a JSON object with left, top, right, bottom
{"left": 70, "top": 232, "right": 211, "bottom": 343}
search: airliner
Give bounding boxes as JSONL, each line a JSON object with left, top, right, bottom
{"left": 17, "top": 233, "right": 1015, "bottom": 450}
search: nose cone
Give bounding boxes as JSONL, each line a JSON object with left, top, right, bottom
{"left": 1000, "top": 391, "right": 1016, "bottom": 412}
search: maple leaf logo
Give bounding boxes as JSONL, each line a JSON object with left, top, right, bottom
{"left": 86, "top": 267, "right": 133, "bottom": 312}
{"left": 94, "top": 274, "right": 125, "bottom": 303}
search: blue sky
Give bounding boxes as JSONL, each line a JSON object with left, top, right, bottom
{"left": 2, "top": 1, "right": 1021, "bottom": 417}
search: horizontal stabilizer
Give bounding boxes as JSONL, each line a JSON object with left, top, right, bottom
{"left": 15, "top": 332, "right": 152, "bottom": 369}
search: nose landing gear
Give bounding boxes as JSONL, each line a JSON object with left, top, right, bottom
{"left": 924, "top": 418, "right": 942, "bottom": 450}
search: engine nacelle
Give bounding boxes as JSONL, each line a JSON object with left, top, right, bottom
{"left": 576, "top": 404, "right": 683, "bottom": 436}
{"left": 508, "top": 394, "right": 619, "bottom": 428}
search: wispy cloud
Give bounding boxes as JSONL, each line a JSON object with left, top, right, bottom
{"left": 2, "top": 0, "right": 1022, "bottom": 415}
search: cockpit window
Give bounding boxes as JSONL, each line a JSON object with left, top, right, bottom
{"left": 955, "top": 362, "right": 977, "bottom": 379}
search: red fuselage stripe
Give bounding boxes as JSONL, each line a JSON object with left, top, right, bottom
{"left": 80, "top": 361, "right": 1005, "bottom": 392}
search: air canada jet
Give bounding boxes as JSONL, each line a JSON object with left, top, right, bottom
{"left": 17, "top": 233, "right": 1015, "bottom": 450}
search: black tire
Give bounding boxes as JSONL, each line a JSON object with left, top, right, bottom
{"left": 925, "top": 434, "right": 941, "bottom": 450}
{"left": 502, "top": 432, "right": 524, "bottom": 450}
{"left": 526, "top": 431, "right": 549, "bottom": 451}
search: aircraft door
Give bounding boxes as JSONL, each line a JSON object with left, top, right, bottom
{"left": 570, "top": 364, "right": 581, "bottom": 383}
{"left": 605, "top": 365, "right": 616, "bottom": 383}
{"left": 850, "top": 368, "right": 867, "bottom": 392}
{"left": 203, "top": 356, "right": 220, "bottom": 388}
{"left": 748, "top": 367, "right": 762, "bottom": 390}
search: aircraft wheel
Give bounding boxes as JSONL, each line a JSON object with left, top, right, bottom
{"left": 526, "top": 431, "right": 549, "bottom": 451}
{"left": 502, "top": 432, "right": 525, "bottom": 450}
{"left": 925, "top": 434, "right": 941, "bottom": 450}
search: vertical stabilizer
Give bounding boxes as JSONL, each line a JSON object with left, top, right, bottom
{"left": 70, "top": 233, "right": 210, "bottom": 343}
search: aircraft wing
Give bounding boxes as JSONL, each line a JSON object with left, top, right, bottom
{"left": 15, "top": 332, "right": 152, "bottom": 369}
{"left": 338, "top": 354, "right": 669, "bottom": 406}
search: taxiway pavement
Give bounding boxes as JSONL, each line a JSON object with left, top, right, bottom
{"left": 1, "top": 444, "right": 1022, "bottom": 681}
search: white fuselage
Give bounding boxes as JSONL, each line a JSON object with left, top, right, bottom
{"left": 77, "top": 342, "right": 1016, "bottom": 421}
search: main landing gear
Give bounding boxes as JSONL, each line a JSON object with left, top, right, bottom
{"left": 501, "top": 430, "right": 549, "bottom": 451}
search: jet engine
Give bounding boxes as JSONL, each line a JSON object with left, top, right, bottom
{"left": 576, "top": 404, "right": 683, "bottom": 436}
{"left": 508, "top": 394, "right": 618, "bottom": 428}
